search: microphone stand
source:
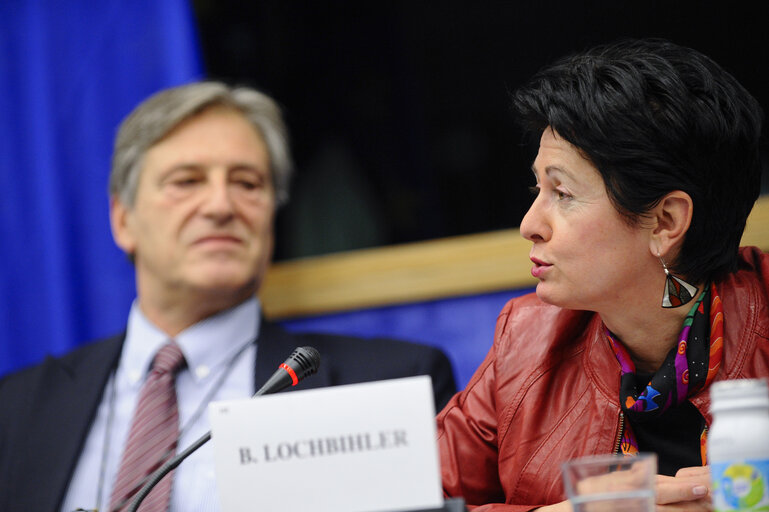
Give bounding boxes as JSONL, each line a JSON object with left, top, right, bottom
{"left": 126, "top": 346, "right": 320, "bottom": 512}
{"left": 125, "top": 431, "right": 211, "bottom": 512}
{"left": 408, "top": 498, "right": 468, "bottom": 512}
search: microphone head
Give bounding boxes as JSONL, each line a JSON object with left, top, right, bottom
{"left": 287, "top": 346, "right": 321, "bottom": 380}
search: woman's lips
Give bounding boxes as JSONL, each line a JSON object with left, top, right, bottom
{"left": 530, "top": 257, "right": 552, "bottom": 278}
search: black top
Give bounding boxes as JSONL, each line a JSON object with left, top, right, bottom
{"left": 629, "top": 373, "right": 704, "bottom": 476}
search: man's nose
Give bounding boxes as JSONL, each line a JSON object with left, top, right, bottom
{"left": 200, "top": 176, "right": 235, "bottom": 220}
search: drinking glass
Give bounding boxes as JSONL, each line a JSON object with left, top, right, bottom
{"left": 561, "top": 453, "right": 657, "bottom": 512}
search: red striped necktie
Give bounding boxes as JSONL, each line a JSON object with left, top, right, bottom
{"left": 109, "top": 342, "right": 186, "bottom": 512}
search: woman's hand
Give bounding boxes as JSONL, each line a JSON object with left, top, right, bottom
{"left": 655, "top": 466, "right": 712, "bottom": 511}
{"left": 533, "top": 501, "right": 572, "bottom": 512}
{"left": 534, "top": 466, "right": 712, "bottom": 512}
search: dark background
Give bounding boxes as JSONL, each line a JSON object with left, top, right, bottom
{"left": 191, "top": 1, "right": 769, "bottom": 261}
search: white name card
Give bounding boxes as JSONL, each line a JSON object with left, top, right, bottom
{"left": 209, "top": 375, "right": 443, "bottom": 512}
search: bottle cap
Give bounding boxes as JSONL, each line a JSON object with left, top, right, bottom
{"left": 710, "top": 378, "right": 769, "bottom": 413}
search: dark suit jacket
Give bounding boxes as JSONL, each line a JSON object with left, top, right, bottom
{"left": 0, "top": 321, "right": 456, "bottom": 511}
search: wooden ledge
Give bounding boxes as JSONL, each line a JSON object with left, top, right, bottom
{"left": 261, "top": 195, "right": 769, "bottom": 319}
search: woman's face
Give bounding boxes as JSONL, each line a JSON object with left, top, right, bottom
{"left": 520, "top": 129, "right": 653, "bottom": 312}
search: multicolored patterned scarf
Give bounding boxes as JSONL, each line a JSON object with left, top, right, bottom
{"left": 606, "top": 283, "right": 723, "bottom": 463}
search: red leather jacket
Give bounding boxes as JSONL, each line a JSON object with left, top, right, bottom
{"left": 437, "top": 247, "right": 769, "bottom": 511}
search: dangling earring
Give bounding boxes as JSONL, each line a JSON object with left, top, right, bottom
{"left": 659, "top": 255, "right": 698, "bottom": 308}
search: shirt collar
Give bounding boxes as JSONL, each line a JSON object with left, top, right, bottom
{"left": 119, "top": 297, "right": 261, "bottom": 388}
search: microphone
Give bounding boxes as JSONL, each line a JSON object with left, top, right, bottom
{"left": 255, "top": 345, "right": 321, "bottom": 395}
{"left": 126, "top": 346, "right": 321, "bottom": 512}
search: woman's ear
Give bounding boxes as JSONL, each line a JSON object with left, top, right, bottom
{"left": 648, "top": 190, "right": 693, "bottom": 257}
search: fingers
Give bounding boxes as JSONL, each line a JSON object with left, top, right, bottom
{"left": 656, "top": 468, "right": 711, "bottom": 506}
{"left": 656, "top": 478, "right": 709, "bottom": 504}
{"left": 533, "top": 500, "right": 573, "bottom": 512}
{"left": 675, "top": 466, "right": 710, "bottom": 480}
{"left": 657, "top": 498, "right": 713, "bottom": 512}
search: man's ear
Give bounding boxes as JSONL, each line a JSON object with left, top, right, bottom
{"left": 109, "top": 196, "right": 137, "bottom": 255}
{"left": 648, "top": 190, "right": 693, "bottom": 257}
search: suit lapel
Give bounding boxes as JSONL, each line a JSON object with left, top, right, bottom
{"left": 15, "top": 335, "right": 124, "bottom": 511}
{"left": 253, "top": 320, "right": 332, "bottom": 393}
{"left": 10, "top": 318, "right": 339, "bottom": 509}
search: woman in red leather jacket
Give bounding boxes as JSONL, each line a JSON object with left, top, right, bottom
{"left": 437, "top": 38, "right": 768, "bottom": 512}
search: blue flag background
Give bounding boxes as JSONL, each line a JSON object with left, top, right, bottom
{"left": 0, "top": 0, "right": 525, "bottom": 389}
{"left": 0, "top": 0, "right": 203, "bottom": 375}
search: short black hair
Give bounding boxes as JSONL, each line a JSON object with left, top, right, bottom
{"left": 512, "top": 38, "right": 763, "bottom": 284}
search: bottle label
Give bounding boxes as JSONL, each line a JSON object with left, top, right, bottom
{"left": 711, "top": 459, "right": 769, "bottom": 511}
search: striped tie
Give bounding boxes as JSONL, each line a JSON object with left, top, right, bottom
{"left": 109, "top": 342, "right": 186, "bottom": 512}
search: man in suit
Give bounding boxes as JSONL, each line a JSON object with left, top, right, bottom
{"left": 0, "top": 82, "right": 456, "bottom": 511}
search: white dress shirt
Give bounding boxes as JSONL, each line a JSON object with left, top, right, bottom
{"left": 61, "top": 298, "right": 260, "bottom": 512}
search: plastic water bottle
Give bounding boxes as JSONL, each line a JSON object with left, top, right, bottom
{"left": 708, "top": 379, "right": 769, "bottom": 511}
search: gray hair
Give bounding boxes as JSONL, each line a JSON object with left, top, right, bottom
{"left": 109, "top": 81, "right": 293, "bottom": 207}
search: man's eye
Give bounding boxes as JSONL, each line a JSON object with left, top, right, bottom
{"left": 233, "top": 174, "right": 266, "bottom": 190}
{"left": 171, "top": 178, "right": 200, "bottom": 187}
{"left": 237, "top": 180, "right": 257, "bottom": 189}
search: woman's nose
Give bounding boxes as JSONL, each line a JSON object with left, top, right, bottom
{"left": 520, "top": 195, "right": 550, "bottom": 242}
